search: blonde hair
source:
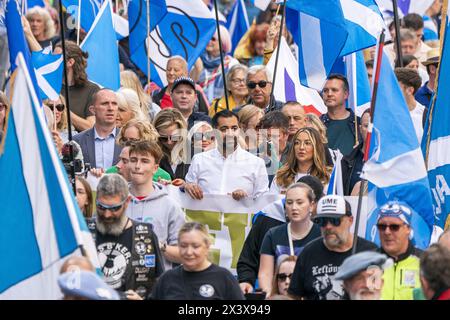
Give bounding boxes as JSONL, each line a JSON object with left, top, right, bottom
{"left": 26, "top": 6, "right": 55, "bottom": 40}
{"left": 117, "top": 119, "right": 159, "bottom": 146}
{"left": 116, "top": 88, "right": 148, "bottom": 122}
{"left": 276, "top": 127, "right": 331, "bottom": 188}
{"left": 270, "top": 255, "right": 297, "bottom": 297}
{"left": 43, "top": 95, "right": 68, "bottom": 131}
{"left": 120, "top": 70, "right": 151, "bottom": 117}
{"left": 178, "top": 222, "right": 212, "bottom": 247}
{"left": 237, "top": 104, "right": 264, "bottom": 130}
{"left": 153, "top": 108, "right": 187, "bottom": 164}
{"left": 305, "top": 113, "right": 328, "bottom": 144}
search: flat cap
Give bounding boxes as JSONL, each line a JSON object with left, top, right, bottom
{"left": 334, "top": 251, "right": 388, "bottom": 281}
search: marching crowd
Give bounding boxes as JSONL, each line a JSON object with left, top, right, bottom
{"left": 1, "top": 0, "right": 450, "bottom": 301}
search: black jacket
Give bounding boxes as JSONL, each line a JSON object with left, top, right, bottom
{"left": 341, "top": 142, "right": 365, "bottom": 195}
{"left": 159, "top": 156, "right": 190, "bottom": 181}
{"left": 320, "top": 108, "right": 362, "bottom": 150}
{"left": 237, "top": 215, "right": 284, "bottom": 286}
{"left": 233, "top": 96, "right": 284, "bottom": 114}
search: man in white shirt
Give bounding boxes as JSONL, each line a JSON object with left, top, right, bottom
{"left": 184, "top": 110, "right": 269, "bottom": 200}
{"left": 394, "top": 68, "right": 426, "bottom": 143}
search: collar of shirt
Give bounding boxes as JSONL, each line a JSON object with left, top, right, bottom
{"left": 94, "top": 127, "right": 117, "bottom": 141}
{"left": 212, "top": 144, "right": 243, "bottom": 160}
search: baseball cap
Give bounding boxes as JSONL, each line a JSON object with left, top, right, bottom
{"left": 316, "top": 195, "right": 352, "bottom": 218}
{"left": 171, "top": 76, "right": 196, "bottom": 93}
{"left": 376, "top": 200, "right": 412, "bottom": 226}
{"left": 58, "top": 270, "right": 120, "bottom": 300}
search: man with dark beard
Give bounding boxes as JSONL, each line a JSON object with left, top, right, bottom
{"left": 87, "top": 174, "right": 164, "bottom": 299}
{"left": 288, "top": 195, "right": 377, "bottom": 300}
{"left": 184, "top": 110, "right": 269, "bottom": 200}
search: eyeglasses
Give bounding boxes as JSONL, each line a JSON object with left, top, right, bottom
{"left": 277, "top": 273, "right": 293, "bottom": 281}
{"left": 159, "top": 134, "right": 182, "bottom": 143}
{"left": 376, "top": 223, "right": 404, "bottom": 232}
{"left": 96, "top": 199, "right": 127, "bottom": 212}
{"left": 193, "top": 131, "right": 215, "bottom": 141}
{"left": 49, "top": 104, "right": 65, "bottom": 112}
{"left": 231, "top": 78, "right": 246, "bottom": 85}
{"left": 313, "top": 217, "right": 342, "bottom": 227}
{"left": 247, "top": 80, "right": 270, "bottom": 89}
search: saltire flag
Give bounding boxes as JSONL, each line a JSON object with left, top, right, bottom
{"left": 0, "top": 53, "right": 99, "bottom": 298}
{"left": 285, "top": 0, "right": 384, "bottom": 90}
{"left": 128, "top": 0, "right": 216, "bottom": 87}
{"left": 80, "top": 0, "right": 120, "bottom": 90}
{"left": 26, "top": 0, "right": 45, "bottom": 8}
{"left": 361, "top": 51, "right": 434, "bottom": 250}
{"left": 327, "top": 150, "right": 344, "bottom": 196}
{"left": 266, "top": 36, "right": 327, "bottom": 115}
{"left": 226, "top": 0, "right": 249, "bottom": 56}
{"left": 62, "top": 0, "right": 129, "bottom": 40}
{"left": 345, "top": 50, "right": 371, "bottom": 116}
{"left": 31, "top": 48, "right": 63, "bottom": 100}
{"left": 375, "top": 0, "right": 434, "bottom": 16}
{"left": 422, "top": 4, "right": 450, "bottom": 234}
{"left": 252, "top": 0, "right": 272, "bottom": 11}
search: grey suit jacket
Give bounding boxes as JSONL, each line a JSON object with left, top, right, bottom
{"left": 73, "top": 127, "right": 122, "bottom": 169}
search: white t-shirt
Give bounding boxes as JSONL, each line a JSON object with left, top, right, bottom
{"left": 410, "top": 102, "right": 426, "bottom": 144}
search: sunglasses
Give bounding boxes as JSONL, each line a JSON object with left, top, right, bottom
{"left": 193, "top": 131, "right": 215, "bottom": 141}
{"left": 96, "top": 199, "right": 126, "bottom": 212}
{"left": 313, "top": 217, "right": 342, "bottom": 227}
{"left": 247, "top": 80, "right": 270, "bottom": 89}
{"left": 49, "top": 104, "right": 65, "bottom": 112}
{"left": 277, "top": 273, "right": 293, "bottom": 281}
{"left": 159, "top": 134, "right": 182, "bottom": 143}
{"left": 376, "top": 223, "right": 404, "bottom": 232}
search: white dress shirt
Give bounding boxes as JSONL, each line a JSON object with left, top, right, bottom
{"left": 410, "top": 102, "right": 426, "bottom": 144}
{"left": 185, "top": 146, "right": 269, "bottom": 198}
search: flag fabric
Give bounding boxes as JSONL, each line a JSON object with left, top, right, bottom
{"left": 361, "top": 51, "right": 434, "bottom": 250}
{"left": 285, "top": 0, "right": 383, "bottom": 90}
{"left": 266, "top": 36, "right": 327, "bottom": 115}
{"left": 345, "top": 50, "right": 371, "bottom": 116}
{"left": 62, "top": 0, "right": 128, "bottom": 40}
{"left": 423, "top": 5, "right": 450, "bottom": 234}
{"left": 423, "top": 15, "right": 439, "bottom": 41}
{"left": 31, "top": 49, "right": 63, "bottom": 101}
{"left": 327, "top": 150, "right": 344, "bottom": 196}
{"left": 80, "top": 0, "right": 120, "bottom": 90}
{"left": 226, "top": 0, "right": 249, "bottom": 56}
{"left": 252, "top": 0, "right": 272, "bottom": 11}
{"left": 0, "top": 53, "right": 99, "bottom": 298}
{"left": 375, "top": 0, "right": 434, "bottom": 16}
{"left": 128, "top": 0, "right": 216, "bottom": 87}
{"left": 26, "top": 0, "right": 45, "bottom": 8}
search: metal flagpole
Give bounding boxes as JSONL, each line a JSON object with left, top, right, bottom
{"left": 77, "top": 0, "right": 82, "bottom": 45}
{"left": 352, "top": 31, "right": 385, "bottom": 255}
{"left": 146, "top": 0, "right": 151, "bottom": 89}
{"left": 269, "top": 0, "right": 287, "bottom": 108}
{"left": 213, "top": 0, "right": 229, "bottom": 111}
{"left": 392, "top": 0, "right": 403, "bottom": 67}
{"left": 58, "top": 0, "right": 77, "bottom": 194}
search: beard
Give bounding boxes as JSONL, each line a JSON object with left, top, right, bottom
{"left": 96, "top": 212, "right": 128, "bottom": 236}
{"left": 322, "top": 229, "right": 347, "bottom": 248}
{"left": 349, "top": 288, "right": 381, "bottom": 301}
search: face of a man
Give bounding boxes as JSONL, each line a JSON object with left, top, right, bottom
{"left": 216, "top": 116, "right": 240, "bottom": 153}
{"left": 282, "top": 104, "right": 306, "bottom": 138}
{"left": 116, "top": 147, "right": 131, "bottom": 181}
{"left": 322, "top": 79, "right": 349, "bottom": 110}
{"left": 401, "top": 39, "right": 417, "bottom": 55}
{"left": 166, "top": 59, "right": 187, "bottom": 86}
{"left": 96, "top": 194, "right": 130, "bottom": 236}
{"left": 91, "top": 90, "right": 118, "bottom": 126}
{"left": 378, "top": 217, "right": 410, "bottom": 258}
{"left": 321, "top": 215, "right": 353, "bottom": 250}
{"left": 398, "top": 82, "right": 414, "bottom": 100}
{"left": 171, "top": 84, "right": 196, "bottom": 116}
{"left": 247, "top": 71, "right": 272, "bottom": 109}
{"left": 344, "top": 267, "right": 384, "bottom": 300}
{"left": 129, "top": 151, "right": 159, "bottom": 187}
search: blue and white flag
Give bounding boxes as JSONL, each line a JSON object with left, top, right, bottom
{"left": 0, "top": 53, "right": 99, "bottom": 298}
{"left": 62, "top": 0, "right": 128, "bottom": 40}
{"left": 327, "top": 150, "right": 344, "bottom": 196}
{"left": 226, "top": 0, "right": 249, "bottom": 56}
{"left": 423, "top": 5, "right": 450, "bottom": 234}
{"left": 423, "top": 15, "right": 439, "bottom": 41}
{"left": 345, "top": 50, "right": 371, "bottom": 116}
{"left": 251, "top": 0, "right": 272, "bottom": 11}
{"left": 375, "top": 0, "right": 434, "bottom": 16}
{"left": 80, "top": 0, "right": 120, "bottom": 90}
{"left": 26, "top": 0, "right": 45, "bottom": 9}
{"left": 362, "top": 51, "right": 434, "bottom": 250}
{"left": 286, "top": 0, "right": 384, "bottom": 90}
{"left": 266, "top": 36, "right": 327, "bottom": 115}
{"left": 31, "top": 49, "right": 63, "bottom": 100}
{"left": 129, "top": 0, "right": 216, "bottom": 87}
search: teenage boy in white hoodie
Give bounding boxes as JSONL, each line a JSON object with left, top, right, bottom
{"left": 125, "top": 140, "right": 186, "bottom": 269}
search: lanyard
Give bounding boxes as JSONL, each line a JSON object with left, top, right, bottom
{"left": 287, "top": 223, "right": 295, "bottom": 257}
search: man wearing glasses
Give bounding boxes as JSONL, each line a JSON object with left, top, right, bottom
{"left": 288, "top": 195, "right": 377, "bottom": 300}
{"left": 244, "top": 65, "right": 283, "bottom": 113}
{"left": 87, "top": 174, "right": 165, "bottom": 300}
{"left": 375, "top": 201, "right": 423, "bottom": 300}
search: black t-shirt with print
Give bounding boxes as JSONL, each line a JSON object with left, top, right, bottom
{"left": 150, "top": 264, "right": 245, "bottom": 300}
{"left": 288, "top": 236, "right": 377, "bottom": 300}
{"left": 260, "top": 223, "right": 321, "bottom": 265}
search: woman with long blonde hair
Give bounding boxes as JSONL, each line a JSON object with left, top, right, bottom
{"left": 270, "top": 127, "right": 331, "bottom": 194}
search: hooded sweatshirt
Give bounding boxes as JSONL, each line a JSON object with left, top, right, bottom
{"left": 126, "top": 183, "right": 186, "bottom": 270}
